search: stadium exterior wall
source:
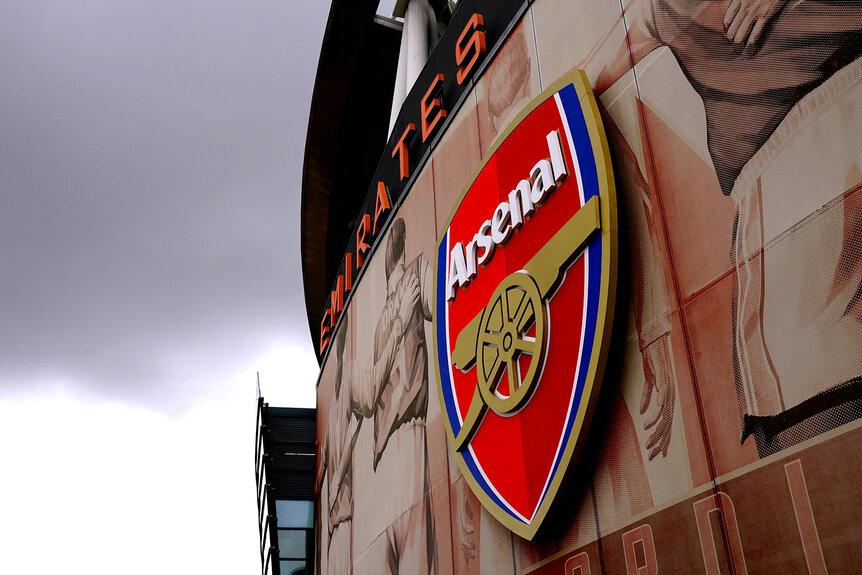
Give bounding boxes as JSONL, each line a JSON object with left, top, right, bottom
{"left": 309, "top": 1, "right": 862, "bottom": 573}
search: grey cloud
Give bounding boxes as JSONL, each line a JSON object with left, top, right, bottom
{"left": 0, "top": 1, "right": 331, "bottom": 411}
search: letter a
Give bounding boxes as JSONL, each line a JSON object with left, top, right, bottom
{"left": 447, "top": 242, "right": 468, "bottom": 301}
{"left": 373, "top": 181, "right": 390, "bottom": 235}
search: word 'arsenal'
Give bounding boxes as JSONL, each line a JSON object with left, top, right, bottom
{"left": 446, "top": 131, "right": 568, "bottom": 301}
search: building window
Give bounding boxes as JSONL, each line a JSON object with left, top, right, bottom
{"left": 275, "top": 499, "right": 313, "bottom": 574}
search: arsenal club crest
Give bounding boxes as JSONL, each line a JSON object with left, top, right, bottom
{"left": 433, "top": 71, "right": 618, "bottom": 539}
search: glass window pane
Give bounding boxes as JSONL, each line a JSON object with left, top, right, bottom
{"left": 277, "top": 529, "right": 307, "bottom": 559}
{"left": 279, "top": 559, "right": 307, "bottom": 575}
{"left": 275, "top": 500, "right": 314, "bottom": 528}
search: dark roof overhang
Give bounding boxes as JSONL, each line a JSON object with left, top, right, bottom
{"left": 300, "top": 0, "right": 401, "bottom": 362}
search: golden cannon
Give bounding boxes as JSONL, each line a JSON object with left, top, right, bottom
{"left": 449, "top": 196, "right": 602, "bottom": 450}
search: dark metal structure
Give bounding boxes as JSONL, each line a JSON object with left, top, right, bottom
{"left": 255, "top": 398, "right": 316, "bottom": 575}
{"left": 300, "top": 0, "right": 402, "bottom": 351}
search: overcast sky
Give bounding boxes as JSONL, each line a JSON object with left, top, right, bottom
{"left": 0, "top": 1, "right": 396, "bottom": 572}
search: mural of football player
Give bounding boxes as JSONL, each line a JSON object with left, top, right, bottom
{"left": 318, "top": 295, "right": 415, "bottom": 574}
{"left": 483, "top": 24, "right": 533, "bottom": 143}
{"left": 595, "top": 0, "right": 862, "bottom": 456}
{"left": 349, "top": 217, "right": 439, "bottom": 575}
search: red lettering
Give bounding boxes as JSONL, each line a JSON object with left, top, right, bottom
{"left": 319, "top": 308, "right": 332, "bottom": 354}
{"left": 456, "top": 14, "right": 486, "bottom": 85}
{"left": 330, "top": 275, "right": 344, "bottom": 316}
{"left": 694, "top": 492, "right": 748, "bottom": 575}
{"left": 345, "top": 253, "right": 353, "bottom": 290}
{"left": 356, "top": 214, "right": 372, "bottom": 268}
{"left": 421, "top": 74, "right": 447, "bottom": 142}
{"left": 785, "top": 460, "right": 828, "bottom": 575}
{"left": 565, "top": 551, "right": 591, "bottom": 575}
{"left": 374, "top": 181, "right": 391, "bottom": 234}
{"left": 392, "top": 123, "right": 415, "bottom": 181}
{"left": 622, "top": 524, "right": 658, "bottom": 575}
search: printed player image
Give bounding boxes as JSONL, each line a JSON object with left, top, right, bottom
{"left": 595, "top": 0, "right": 862, "bottom": 459}
{"left": 318, "top": 211, "right": 443, "bottom": 574}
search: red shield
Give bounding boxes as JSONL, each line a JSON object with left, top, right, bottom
{"left": 433, "top": 71, "right": 618, "bottom": 539}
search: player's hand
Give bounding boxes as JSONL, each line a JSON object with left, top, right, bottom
{"left": 456, "top": 483, "right": 477, "bottom": 562}
{"left": 398, "top": 274, "right": 421, "bottom": 326}
{"left": 639, "top": 335, "right": 675, "bottom": 460}
{"left": 723, "top": 0, "right": 788, "bottom": 47}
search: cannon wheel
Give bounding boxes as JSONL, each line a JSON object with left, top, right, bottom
{"left": 476, "top": 271, "right": 547, "bottom": 414}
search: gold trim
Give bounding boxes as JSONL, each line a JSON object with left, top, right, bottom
{"left": 432, "top": 69, "right": 618, "bottom": 540}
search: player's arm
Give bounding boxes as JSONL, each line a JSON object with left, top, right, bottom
{"left": 455, "top": 479, "right": 477, "bottom": 563}
{"left": 356, "top": 275, "right": 420, "bottom": 414}
{"left": 324, "top": 326, "right": 403, "bottom": 512}
{"left": 420, "top": 256, "right": 434, "bottom": 322}
{"left": 318, "top": 433, "right": 336, "bottom": 535}
{"left": 603, "top": 107, "right": 675, "bottom": 459}
{"left": 315, "top": 431, "right": 328, "bottom": 492}
{"left": 327, "top": 415, "right": 358, "bottom": 494}
{"left": 347, "top": 316, "right": 404, "bottom": 419}
{"left": 327, "top": 414, "right": 361, "bottom": 527}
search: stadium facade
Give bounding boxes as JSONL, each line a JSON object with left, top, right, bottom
{"left": 300, "top": 1, "right": 862, "bottom": 573}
